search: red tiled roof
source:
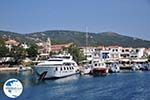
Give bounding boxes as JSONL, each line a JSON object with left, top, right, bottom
{"left": 5, "top": 40, "right": 18, "bottom": 45}
{"left": 51, "top": 43, "right": 71, "bottom": 52}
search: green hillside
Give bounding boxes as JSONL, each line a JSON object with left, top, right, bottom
{"left": 0, "top": 30, "right": 150, "bottom": 47}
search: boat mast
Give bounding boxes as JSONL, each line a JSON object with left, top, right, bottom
{"left": 85, "top": 27, "right": 89, "bottom": 60}
{"left": 86, "top": 27, "right": 89, "bottom": 48}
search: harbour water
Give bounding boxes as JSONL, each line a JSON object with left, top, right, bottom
{"left": 0, "top": 71, "right": 150, "bottom": 100}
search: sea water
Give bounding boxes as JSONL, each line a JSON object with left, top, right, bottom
{"left": 0, "top": 71, "right": 150, "bottom": 100}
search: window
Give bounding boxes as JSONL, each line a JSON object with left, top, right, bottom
{"left": 64, "top": 63, "right": 71, "bottom": 66}
{"left": 60, "top": 67, "right": 62, "bottom": 71}
{"left": 126, "top": 49, "right": 129, "bottom": 52}
{"left": 72, "top": 63, "right": 75, "bottom": 66}
{"left": 64, "top": 67, "right": 66, "bottom": 70}
{"left": 55, "top": 67, "right": 58, "bottom": 71}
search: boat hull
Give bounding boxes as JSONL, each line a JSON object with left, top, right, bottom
{"left": 80, "top": 67, "right": 92, "bottom": 75}
{"left": 91, "top": 68, "right": 108, "bottom": 76}
{"left": 34, "top": 66, "right": 78, "bottom": 79}
{"left": 109, "top": 67, "right": 120, "bottom": 73}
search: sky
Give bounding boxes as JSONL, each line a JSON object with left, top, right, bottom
{"left": 0, "top": 0, "right": 150, "bottom": 40}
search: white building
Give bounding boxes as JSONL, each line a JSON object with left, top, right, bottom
{"left": 81, "top": 45, "right": 147, "bottom": 61}
{"left": 80, "top": 47, "right": 97, "bottom": 61}
{"left": 36, "top": 38, "right": 51, "bottom": 55}
{"left": 21, "top": 43, "right": 29, "bottom": 49}
{"left": 104, "top": 46, "right": 122, "bottom": 60}
{"left": 130, "top": 48, "right": 145, "bottom": 58}
{"left": 120, "top": 47, "right": 132, "bottom": 59}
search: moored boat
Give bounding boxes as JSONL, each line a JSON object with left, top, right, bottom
{"left": 109, "top": 63, "right": 120, "bottom": 73}
{"left": 139, "top": 63, "right": 150, "bottom": 71}
{"left": 131, "top": 63, "right": 140, "bottom": 71}
{"left": 33, "top": 53, "right": 79, "bottom": 79}
{"left": 90, "top": 59, "right": 108, "bottom": 76}
{"left": 131, "top": 59, "right": 149, "bottom": 71}
{"left": 80, "top": 60, "right": 92, "bottom": 75}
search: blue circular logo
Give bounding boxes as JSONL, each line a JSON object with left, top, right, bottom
{"left": 3, "top": 78, "right": 23, "bottom": 98}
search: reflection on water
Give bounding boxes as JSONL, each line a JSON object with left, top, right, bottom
{"left": 53, "top": 75, "right": 80, "bottom": 84}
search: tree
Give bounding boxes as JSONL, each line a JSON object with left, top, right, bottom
{"left": 16, "top": 47, "right": 27, "bottom": 59}
{"left": 49, "top": 51, "right": 57, "bottom": 56}
{"left": 65, "top": 44, "right": 86, "bottom": 64}
{"left": 9, "top": 45, "right": 27, "bottom": 61}
{"left": 0, "top": 39, "right": 9, "bottom": 57}
{"left": 26, "top": 44, "right": 38, "bottom": 58}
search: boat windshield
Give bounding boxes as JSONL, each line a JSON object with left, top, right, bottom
{"left": 38, "top": 64, "right": 62, "bottom": 66}
{"left": 51, "top": 56, "right": 70, "bottom": 59}
{"left": 48, "top": 59, "right": 63, "bottom": 61}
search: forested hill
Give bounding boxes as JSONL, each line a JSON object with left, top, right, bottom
{"left": 0, "top": 30, "right": 150, "bottom": 48}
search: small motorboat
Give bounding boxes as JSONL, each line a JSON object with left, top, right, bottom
{"left": 81, "top": 65, "right": 92, "bottom": 75}
{"left": 109, "top": 63, "right": 120, "bottom": 73}
{"left": 139, "top": 63, "right": 150, "bottom": 71}
{"left": 80, "top": 60, "right": 92, "bottom": 75}
{"left": 132, "top": 64, "right": 140, "bottom": 71}
{"left": 90, "top": 59, "right": 108, "bottom": 76}
{"left": 92, "top": 67, "right": 108, "bottom": 76}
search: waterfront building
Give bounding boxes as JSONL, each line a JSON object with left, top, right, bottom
{"left": 106, "top": 46, "right": 122, "bottom": 60}
{"left": 5, "top": 39, "right": 19, "bottom": 46}
{"left": 100, "top": 50, "right": 110, "bottom": 60}
{"left": 5, "top": 39, "right": 19, "bottom": 52}
{"left": 51, "top": 43, "right": 72, "bottom": 53}
{"left": 120, "top": 47, "right": 132, "bottom": 59}
{"left": 36, "top": 38, "right": 51, "bottom": 55}
{"left": 80, "top": 47, "right": 97, "bottom": 61}
{"left": 81, "top": 45, "right": 147, "bottom": 62}
{"left": 21, "top": 43, "right": 29, "bottom": 49}
{"left": 145, "top": 48, "right": 150, "bottom": 57}
{"left": 130, "top": 48, "right": 145, "bottom": 59}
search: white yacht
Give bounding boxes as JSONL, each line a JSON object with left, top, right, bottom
{"left": 34, "top": 54, "right": 79, "bottom": 79}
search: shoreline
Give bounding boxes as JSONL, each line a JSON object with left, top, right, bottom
{"left": 0, "top": 66, "right": 32, "bottom": 72}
